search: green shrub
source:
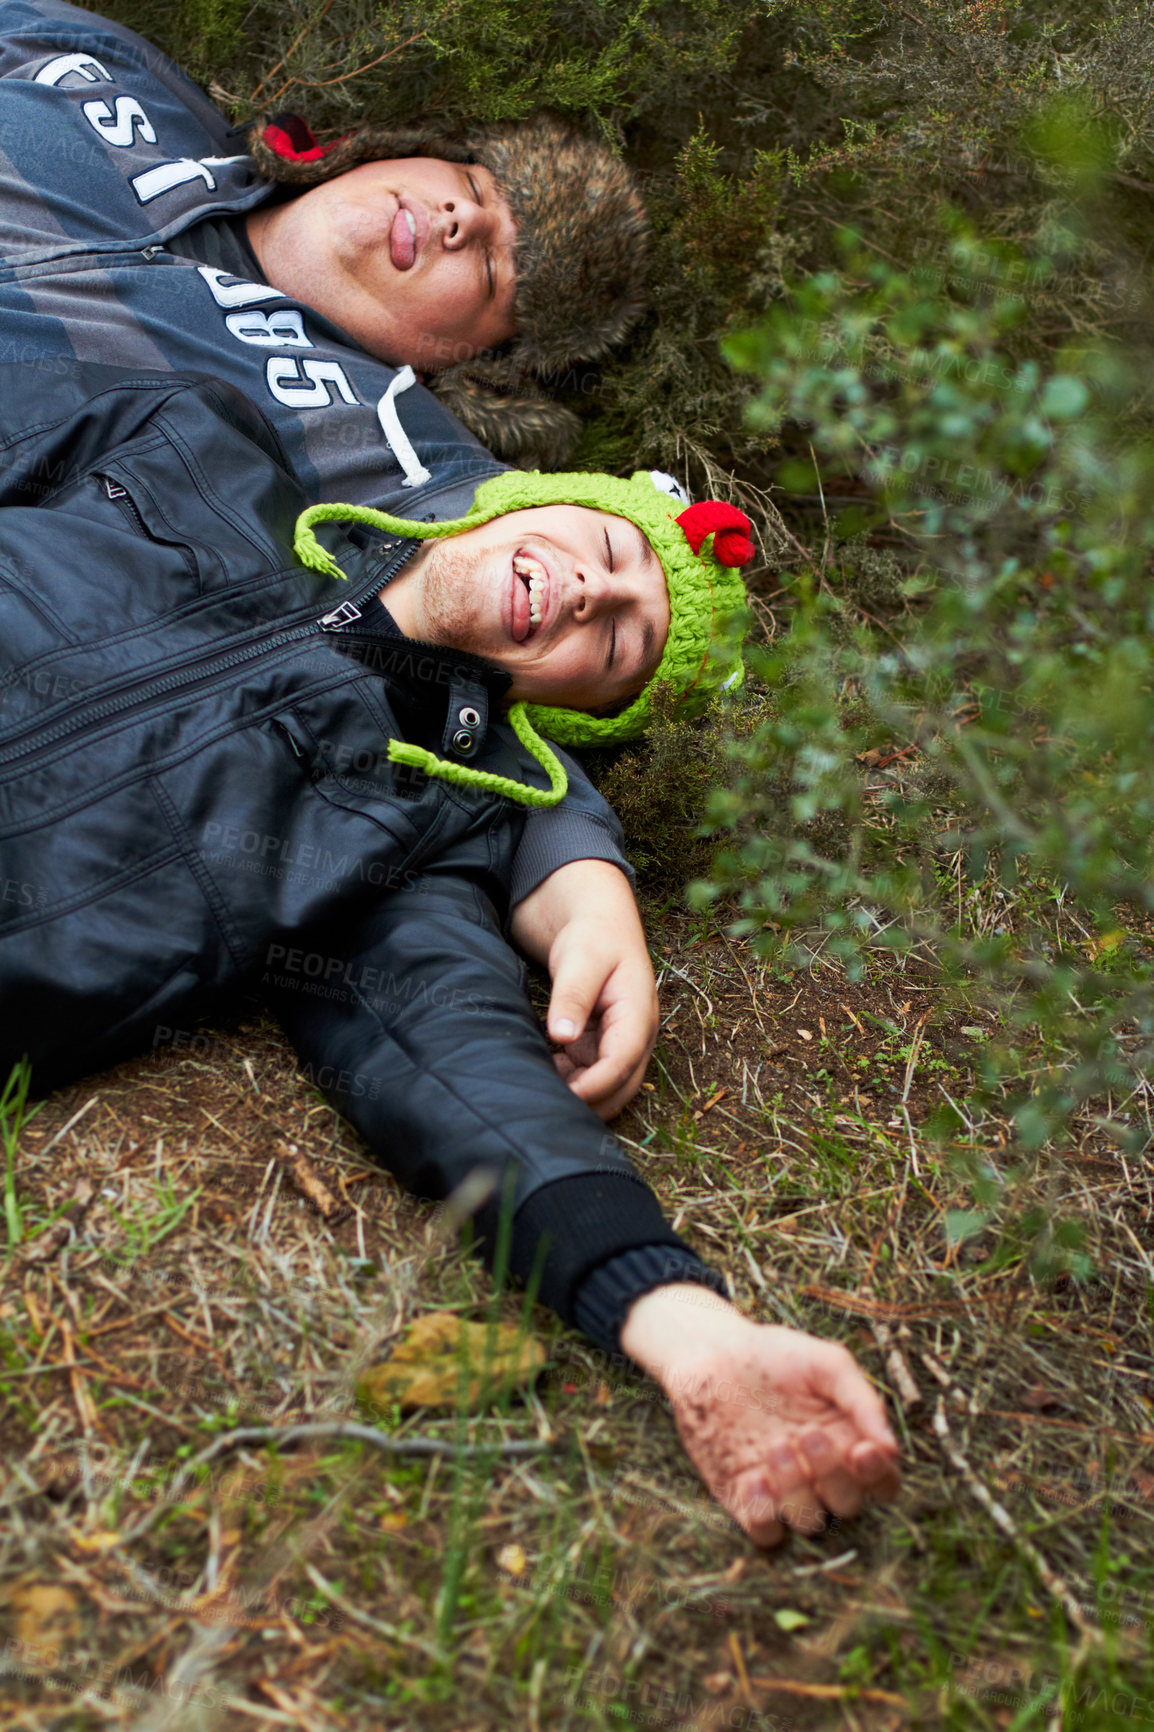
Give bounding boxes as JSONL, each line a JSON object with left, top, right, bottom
{"left": 691, "top": 214, "right": 1154, "bottom": 1178}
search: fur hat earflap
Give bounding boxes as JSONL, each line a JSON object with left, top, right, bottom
{"left": 428, "top": 370, "right": 581, "bottom": 470}
{"left": 250, "top": 117, "right": 476, "bottom": 186}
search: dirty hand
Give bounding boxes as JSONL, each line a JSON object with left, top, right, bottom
{"left": 620, "top": 1284, "right": 901, "bottom": 1545}
{"left": 509, "top": 859, "right": 659, "bottom": 1120}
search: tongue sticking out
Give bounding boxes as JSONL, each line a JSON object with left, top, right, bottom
{"left": 389, "top": 205, "right": 417, "bottom": 271}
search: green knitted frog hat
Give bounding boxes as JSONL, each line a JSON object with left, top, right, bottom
{"left": 294, "top": 469, "right": 753, "bottom": 807}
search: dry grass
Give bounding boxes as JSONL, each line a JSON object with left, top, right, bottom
{"left": 2, "top": 902, "right": 1153, "bottom": 1731}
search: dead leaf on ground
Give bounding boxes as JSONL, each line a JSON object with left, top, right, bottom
{"left": 357, "top": 1311, "right": 546, "bottom": 1411}
{"left": 8, "top": 1582, "right": 82, "bottom": 1653}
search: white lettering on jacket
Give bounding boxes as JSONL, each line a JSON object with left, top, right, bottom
{"left": 35, "top": 51, "right": 113, "bottom": 86}
{"left": 82, "top": 95, "right": 157, "bottom": 148}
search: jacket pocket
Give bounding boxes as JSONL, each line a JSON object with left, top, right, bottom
{"left": 94, "top": 466, "right": 201, "bottom": 588}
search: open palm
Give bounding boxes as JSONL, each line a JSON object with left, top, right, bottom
{"left": 622, "top": 1290, "right": 901, "bottom": 1548}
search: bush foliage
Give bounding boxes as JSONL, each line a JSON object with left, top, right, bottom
{"left": 698, "top": 229, "right": 1154, "bottom": 1167}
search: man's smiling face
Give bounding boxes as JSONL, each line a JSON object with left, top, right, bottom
{"left": 381, "top": 505, "right": 671, "bottom": 711}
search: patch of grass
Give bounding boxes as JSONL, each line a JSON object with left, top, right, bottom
{"left": 1, "top": 1056, "right": 38, "bottom": 1250}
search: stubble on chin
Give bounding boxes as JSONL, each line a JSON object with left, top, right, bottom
{"left": 417, "top": 538, "right": 495, "bottom": 659}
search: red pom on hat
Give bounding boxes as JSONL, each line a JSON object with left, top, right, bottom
{"left": 676, "top": 501, "right": 755, "bottom": 567}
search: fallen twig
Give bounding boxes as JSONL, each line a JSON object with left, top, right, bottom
{"left": 800, "top": 1284, "right": 966, "bottom": 1320}
{"left": 749, "top": 1678, "right": 907, "bottom": 1707}
{"left": 932, "top": 1395, "right": 1100, "bottom": 1642}
{"left": 276, "top": 1141, "right": 350, "bottom": 1225}
{"left": 870, "top": 1319, "right": 923, "bottom": 1409}
{"left": 119, "top": 1419, "right": 552, "bottom": 1545}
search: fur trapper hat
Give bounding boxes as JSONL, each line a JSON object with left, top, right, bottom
{"left": 251, "top": 115, "right": 649, "bottom": 467}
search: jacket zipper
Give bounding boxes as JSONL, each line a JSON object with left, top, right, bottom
{"left": 101, "top": 475, "right": 151, "bottom": 540}
{"left": 0, "top": 570, "right": 396, "bottom": 778}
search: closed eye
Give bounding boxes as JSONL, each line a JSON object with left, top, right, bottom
{"left": 604, "top": 528, "right": 614, "bottom": 572}
{"left": 606, "top": 618, "right": 617, "bottom": 672}
{"left": 465, "top": 173, "right": 495, "bottom": 297}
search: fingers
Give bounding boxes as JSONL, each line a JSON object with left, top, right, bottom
{"left": 798, "top": 1427, "right": 876, "bottom": 1521}
{"left": 729, "top": 1470, "right": 785, "bottom": 1548}
{"left": 849, "top": 1437, "right": 902, "bottom": 1501}
{"left": 729, "top": 1447, "right": 829, "bottom": 1546}
{"left": 562, "top": 1046, "right": 649, "bottom": 1119}
{"left": 810, "top": 1341, "right": 901, "bottom": 1460}
{"left": 729, "top": 1433, "right": 898, "bottom": 1545}
{"left": 544, "top": 941, "right": 603, "bottom": 1046}
{"left": 551, "top": 963, "right": 657, "bottom": 1117}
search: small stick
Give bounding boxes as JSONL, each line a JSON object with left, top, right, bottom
{"left": 728, "top": 1631, "right": 754, "bottom": 1709}
{"left": 932, "top": 1395, "right": 1099, "bottom": 1641}
{"left": 119, "top": 1421, "right": 553, "bottom": 1544}
{"left": 33, "top": 1096, "right": 99, "bottom": 1162}
{"left": 870, "top": 1319, "right": 922, "bottom": 1409}
{"left": 276, "top": 1141, "right": 349, "bottom": 1224}
{"left": 749, "top": 1679, "right": 907, "bottom": 1706}
{"left": 901, "top": 1012, "right": 932, "bottom": 1105}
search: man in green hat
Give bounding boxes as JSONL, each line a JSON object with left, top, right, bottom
{"left": 0, "top": 362, "right": 901, "bottom": 1541}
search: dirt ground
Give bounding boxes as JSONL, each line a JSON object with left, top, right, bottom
{"left": 2, "top": 906, "right": 1152, "bottom": 1731}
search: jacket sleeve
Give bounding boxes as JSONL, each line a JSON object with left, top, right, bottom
{"left": 509, "top": 743, "right": 635, "bottom": 907}
{"left": 264, "top": 864, "right": 719, "bottom": 1352}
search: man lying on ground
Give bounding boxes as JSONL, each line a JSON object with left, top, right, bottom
{"left": 0, "top": 362, "right": 901, "bottom": 1545}
{"left": 0, "top": 0, "right": 658, "bottom": 1127}
{"left": 0, "top": 0, "right": 645, "bottom": 474}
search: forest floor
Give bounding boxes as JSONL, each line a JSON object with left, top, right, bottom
{"left": 2, "top": 889, "right": 1153, "bottom": 1731}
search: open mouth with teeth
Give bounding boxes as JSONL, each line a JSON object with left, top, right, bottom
{"left": 512, "top": 553, "right": 547, "bottom": 642}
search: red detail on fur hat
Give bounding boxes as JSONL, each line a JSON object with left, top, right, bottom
{"left": 262, "top": 115, "right": 328, "bottom": 164}
{"left": 676, "top": 502, "right": 754, "bottom": 567}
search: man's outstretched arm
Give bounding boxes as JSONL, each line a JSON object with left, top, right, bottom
{"left": 266, "top": 869, "right": 900, "bottom": 1545}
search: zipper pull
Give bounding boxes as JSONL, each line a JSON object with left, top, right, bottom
{"left": 318, "top": 599, "right": 363, "bottom": 630}
{"left": 104, "top": 477, "right": 128, "bottom": 500}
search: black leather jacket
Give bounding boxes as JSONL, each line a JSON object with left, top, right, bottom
{"left": 0, "top": 366, "right": 723, "bottom": 1350}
